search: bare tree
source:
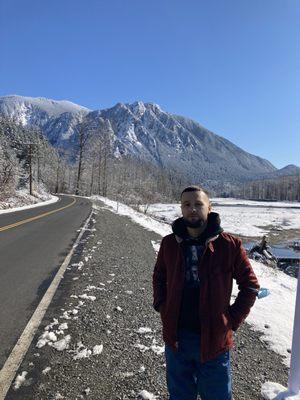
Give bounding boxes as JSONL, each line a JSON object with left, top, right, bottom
{"left": 74, "top": 121, "right": 92, "bottom": 195}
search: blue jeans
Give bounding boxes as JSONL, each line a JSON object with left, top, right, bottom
{"left": 165, "top": 330, "right": 232, "bottom": 400}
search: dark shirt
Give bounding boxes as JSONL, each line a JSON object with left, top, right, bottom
{"left": 178, "top": 237, "right": 205, "bottom": 333}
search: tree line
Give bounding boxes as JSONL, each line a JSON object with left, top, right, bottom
{"left": 1, "top": 116, "right": 299, "bottom": 204}
{"left": 236, "top": 175, "right": 300, "bottom": 202}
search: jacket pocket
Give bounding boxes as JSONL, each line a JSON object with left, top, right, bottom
{"left": 220, "top": 312, "right": 233, "bottom": 348}
{"left": 210, "top": 263, "right": 232, "bottom": 277}
{"left": 210, "top": 312, "right": 232, "bottom": 352}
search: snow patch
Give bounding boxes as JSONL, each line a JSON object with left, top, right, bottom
{"left": 13, "top": 371, "right": 28, "bottom": 390}
{"left": 135, "top": 344, "right": 150, "bottom": 352}
{"left": 137, "top": 327, "right": 152, "bottom": 334}
{"left": 151, "top": 344, "right": 165, "bottom": 355}
{"left": 79, "top": 294, "right": 96, "bottom": 301}
{"left": 151, "top": 240, "right": 160, "bottom": 254}
{"left": 51, "top": 335, "right": 71, "bottom": 351}
{"left": 36, "top": 331, "right": 57, "bottom": 348}
{"left": 261, "top": 382, "right": 300, "bottom": 399}
{"left": 137, "top": 390, "right": 157, "bottom": 400}
{"left": 93, "top": 344, "right": 103, "bottom": 355}
{"left": 42, "top": 367, "right": 51, "bottom": 375}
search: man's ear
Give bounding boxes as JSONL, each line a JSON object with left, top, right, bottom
{"left": 208, "top": 202, "right": 212, "bottom": 213}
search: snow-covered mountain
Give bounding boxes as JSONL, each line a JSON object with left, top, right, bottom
{"left": 0, "top": 95, "right": 90, "bottom": 141}
{"left": 84, "top": 101, "right": 276, "bottom": 188}
{"left": 0, "top": 95, "right": 280, "bottom": 189}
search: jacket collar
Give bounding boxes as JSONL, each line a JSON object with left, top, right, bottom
{"left": 172, "top": 212, "right": 223, "bottom": 247}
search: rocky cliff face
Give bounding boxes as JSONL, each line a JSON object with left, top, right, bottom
{"left": 84, "top": 101, "right": 276, "bottom": 189}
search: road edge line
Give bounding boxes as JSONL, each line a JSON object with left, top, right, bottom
{"left": 0, "top": 209, "right": 94, "bottom": 400}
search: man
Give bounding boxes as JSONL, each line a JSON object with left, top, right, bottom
{"left": 249, "top": 235, "right": 275, "bottom": 261}
{"left": 153, "top": 186, "right": 259, "bottom": 400}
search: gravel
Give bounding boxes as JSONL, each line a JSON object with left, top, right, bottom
{"left": 6, "top": 200, "right": 289, "bottom": 400}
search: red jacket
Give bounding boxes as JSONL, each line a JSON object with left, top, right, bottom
{"left": 153, "top": 228, "right": 260, "bottom": 362}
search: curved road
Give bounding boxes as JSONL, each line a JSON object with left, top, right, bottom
{"left": 0, "top": 195, "right": 91, "bottom": 370}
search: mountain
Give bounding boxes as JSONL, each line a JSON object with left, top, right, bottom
{"left": 256, "top": 164, "right": 300, "bottom": 180}
{"left": 0, "top": 95, "right": 89, "bottom": 118}
{"left": 0, "top": 95, "right": 90, "bottom": 142}
{"left": 86, "top": 101, "right": 276, "bottom": 189}
{"left": 0, "top": 95, "right": 280, "bottom": 191}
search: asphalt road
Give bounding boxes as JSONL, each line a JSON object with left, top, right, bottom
{"left": 0, "top": 195, "right": 91, "bottom": 370}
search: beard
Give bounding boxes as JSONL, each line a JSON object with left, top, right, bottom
{"left": 183, "top": 217, "right": 206, "bottom": 229}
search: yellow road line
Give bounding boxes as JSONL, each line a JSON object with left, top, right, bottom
{"left": 0, "top": 197, "right": 76, "bottom": 233}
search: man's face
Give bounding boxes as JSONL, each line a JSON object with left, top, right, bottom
{"left": 181, "top": 190, "right": 211, "bottom": 228}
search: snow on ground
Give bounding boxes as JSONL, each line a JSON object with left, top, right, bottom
{"left": 144, "top": 198, "right": 300, "bottom": 237}
{"left": 91, "top": 196, "right": 171, "bottom": 237}
{"left": 261, "top": 382, "right": 300, "bottom": 399}
{"left": 137, "top": 389, "right": 157, "bottom": 399}
{"left": 92, "top": 195, "right": 299, "bottom": 369}
{"left": 13, "top": 371, "right": 29, "bottom": 390}
{"left": 232, "top": 261, "right": 297, "bottom": 367}
{"left": 212, "top": 198, "right": 300, "bottom": 208}
{"left": 213, "top": 205, "right": 300, "bottom": 237}
{"left": 31, "top": 253, "right": 109, "bottom": 362}
{"left": 0, "top": 187, "right": 58, "bottom": 214}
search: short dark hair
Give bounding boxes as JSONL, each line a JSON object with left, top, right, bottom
{"left": 180, "top": 185, "right": 210, "bottom": 199}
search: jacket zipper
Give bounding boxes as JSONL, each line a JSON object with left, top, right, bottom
{"left": 198, "top": 242, "right": 211, "bottom": 362}
{"left": 173, "top": 244, "right": 186, "bottom": 342}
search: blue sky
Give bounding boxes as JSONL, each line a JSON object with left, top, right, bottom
{"left": 0, "top": 0, "right": 299, "bottom": 168}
